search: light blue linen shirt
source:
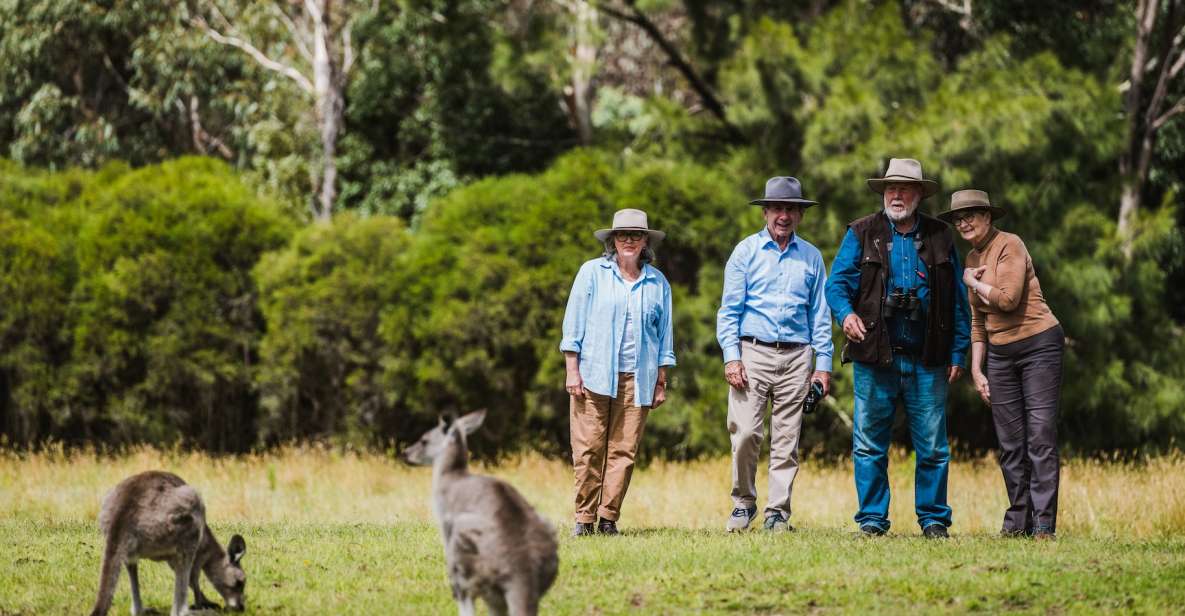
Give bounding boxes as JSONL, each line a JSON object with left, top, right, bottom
{"left": 716, "top": 228, "right": 834, "bottom": 371}
{"left": 560, "top": 257, "right": 676, "bottom": 407}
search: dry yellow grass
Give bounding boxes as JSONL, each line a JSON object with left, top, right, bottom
{"left": 2, "top": 446, "right": 1183, "bottom": 537}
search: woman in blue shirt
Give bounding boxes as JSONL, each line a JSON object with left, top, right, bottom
{"left": 560, "top": 208, "right": 676, "bottom": 537}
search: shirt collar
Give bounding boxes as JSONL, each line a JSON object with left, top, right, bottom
{"left": 758, "top": 227, "right": 797, "bottom": 251}
{"left": 602, "top": 256, "right": 653, "bottom": 281}
{"left": 883, "top": 211, "right": 919, "bottom": 236}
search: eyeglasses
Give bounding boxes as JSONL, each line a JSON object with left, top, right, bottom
{"left": 951, "top": 212, "right": 980, "bottom": 225}
{"left": 614, "top": 231, "right": 647, "bottom": 242}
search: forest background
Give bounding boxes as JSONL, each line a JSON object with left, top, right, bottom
{"left": 1, "top": 0, "right": 1182, "bottom": 460}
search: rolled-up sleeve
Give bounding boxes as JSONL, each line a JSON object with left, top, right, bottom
{"left": 809, "top": 251, "right": 834, "bottom": 372}
{"left": 716, "top": 243, "right": 750, "bottom": 363}
{"left": 658, "top": 279, "right": 677, "bottom": 367}
{"left": 559, "top": 262, "right": 593, "bottom": 353}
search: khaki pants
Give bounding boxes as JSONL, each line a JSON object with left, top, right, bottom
{"left": 728, "top": 340, "right": 812, "bottom": 519}
{"left": 571, "top": 373, "right": 650, "bottom": 523}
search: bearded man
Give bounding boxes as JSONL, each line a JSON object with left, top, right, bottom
{"left": 824, "top": 158, "right": 970, "bottom": 539}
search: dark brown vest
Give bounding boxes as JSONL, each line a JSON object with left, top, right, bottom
{"left": 843, "top": 212, "right": 956, "bottom": 367}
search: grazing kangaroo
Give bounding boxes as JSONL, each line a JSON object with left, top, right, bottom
{"left": 89, "top": 471, "right": 247, "bottom": 616}
{"left": 403, "top": 410, "right": 559, "bottom": 616}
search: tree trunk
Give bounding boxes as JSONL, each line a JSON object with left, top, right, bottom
{"left": 570, "top": 1, "right": 597, "bottom": 144}
{"left": 311, "top": 0, "right": 342, "bottom": 222}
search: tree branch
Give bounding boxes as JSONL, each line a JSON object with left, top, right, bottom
{"left": 1153, "top": 96, "right": 1185, "bottom": 128}
{"left": 273, "top": 3, "right": 314, "bottom": 65}
{"left": 597, "top": 0, "right": 741, "bottom": 141}
{"left": 193, "top": 15, "right": 314, "bottom": 94}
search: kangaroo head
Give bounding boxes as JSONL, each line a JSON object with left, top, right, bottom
{"left": 402, "top": 409, "right": 487, "bottom": 466}
{"left": 204, "top": 534, "right": 247, "bottom": 611}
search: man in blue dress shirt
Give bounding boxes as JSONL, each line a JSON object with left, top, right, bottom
{"left": 824, "top": 158, "right": 970, "bottom": 539}
{"left": 717, "top": 176, "right": 833, "bottom": 533}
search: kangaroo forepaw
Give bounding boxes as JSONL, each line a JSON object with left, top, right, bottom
{"left": 188, "top": 600, "right": 220, "bottom": 612}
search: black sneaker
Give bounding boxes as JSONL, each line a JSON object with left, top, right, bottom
{"left": 573, "top": 522, "right": 595, "bottom": 537}
{"left": 597, "top": 518, "right": 619, "bottom": 535}
{"left": 726, "top": 506, "right": 758, "bottom": 532}
{"left": 922, "top": 524, "right": 949, "bottom": 539}
{"left": 859, "top": 524, "right": 886, "bottom": 537}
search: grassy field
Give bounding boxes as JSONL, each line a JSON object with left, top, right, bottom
{"left": 2, "top": 446, "right": 1184, "bottom": 614}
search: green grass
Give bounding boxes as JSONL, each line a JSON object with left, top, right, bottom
{"left": 2, "top": 448, "right": 1184, "bottom": 614}
{"left": 3, "top": 519, "right": 1184, "bottom": 614}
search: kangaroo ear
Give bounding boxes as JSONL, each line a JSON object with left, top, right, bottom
{"left": 455, "top": 409, "right": 487, "bottom": 436}
{"left": 227, "top": 534, "right": 246, "bottom": 565}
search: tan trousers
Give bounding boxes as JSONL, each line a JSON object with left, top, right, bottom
{"left": 728, "top": 340, "right": 812, "bottom": 519}
{"left": 571, "top": 373, "right": 650, "bottom": 523}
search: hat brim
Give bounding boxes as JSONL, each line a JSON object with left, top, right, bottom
{"left": 594, "top": 227, "right": 666, "bottom": 245}
{"left": 936, "top": 205, "right": 1007, "bottom": 223}
{"left": 867, "top": 178, "right": 940, "bottom": 198}
{"left": 749, "top": 198, "right": 818, "bottom": 207}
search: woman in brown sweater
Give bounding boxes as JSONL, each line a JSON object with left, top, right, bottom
{"left": 939, "top": 190, "right": 1064, "bottom": 540}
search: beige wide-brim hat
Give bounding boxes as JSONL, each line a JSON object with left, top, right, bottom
{"left": 594, "top": 208, "right": 666, "bottom": 245}
{"left": 867, "top": 157, "right": 940, "bottom": 198}
{"left": 937, "top": 189, "right": 1007, "bottom": 222}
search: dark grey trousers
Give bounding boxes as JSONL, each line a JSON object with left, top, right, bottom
{"left": 987, "top": 324, "right": 1064, "bottom": 533}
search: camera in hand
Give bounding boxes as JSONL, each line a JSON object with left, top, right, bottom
{"left": 883, "top": 287, "right": 923, "bottom": 321}
{"left": 802, "top": 380, "right": 825, "bottom": 415}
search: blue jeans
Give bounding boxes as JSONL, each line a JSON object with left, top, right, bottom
{"left": 852, "top": 355, "right": 952, "bottom": 531}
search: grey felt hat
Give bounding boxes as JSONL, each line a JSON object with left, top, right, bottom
{"left": 749, "top": 176, "right": 818, "bottom": 207}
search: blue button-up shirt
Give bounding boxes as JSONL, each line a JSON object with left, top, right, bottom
{"left": 826, "top": 216, "right": 970, "bottom": 367}
{"left": 716, "top": 228, "right": 834, "bottom": 371}
{"left": 560, "top": 257, "right": 676, "bottom": 407}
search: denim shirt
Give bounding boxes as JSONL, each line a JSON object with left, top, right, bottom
{"left": 716, "top": 228, "right": 834, "bottom": 372}
{"left": 560, "top": 257, "right": 676, "bottom": 407}
{"left": 827, "top": 218, "right": 971, "bottom": 368}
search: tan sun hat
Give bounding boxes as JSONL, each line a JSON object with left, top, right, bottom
{"left": 866, "top": 158, "right": 939, "bottom": 198}
{"left": 594, "top": 208, "right": 666, "bottom": 245}
{"left": 937, "top": 189, "right": 1006, "bottom": 222}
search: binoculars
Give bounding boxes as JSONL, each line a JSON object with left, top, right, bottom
{"left": 802, "top": 380, "right": 825, "bottom": 415}
{"left": 883, "top": 287, "right": 923, "bottom": 322}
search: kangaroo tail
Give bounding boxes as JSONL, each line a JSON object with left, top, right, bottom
{"left": 89, "top": 535, "right": 123, "bottom": 616}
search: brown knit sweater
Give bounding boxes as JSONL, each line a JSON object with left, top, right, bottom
{"left": 965, "top": 227, "right": 1059, "bottom": 345}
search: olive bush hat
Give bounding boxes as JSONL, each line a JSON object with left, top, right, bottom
{"left": 867, "top": 158, "right": 939, "bottom": 198}
{"left": 937, "top": 189, "right": 1007, "bottom": 223}
{"left": 593, "top": 208, "right": 666, "bottom": 245}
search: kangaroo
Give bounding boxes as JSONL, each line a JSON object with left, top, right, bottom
{"left": 89, "top": 471, "right": 247, "bottom": 616}
{"left": 403, "top": 410, "right": 559, "bottom": 616}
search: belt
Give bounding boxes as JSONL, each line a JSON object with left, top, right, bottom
{"left": 741, "top": 336, "right": 804, "bottom": 350}
{"left": 890, "top": 345, "right": 920, "bottom": 357}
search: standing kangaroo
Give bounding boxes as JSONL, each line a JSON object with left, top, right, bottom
{"left": 403, "top": 410, "right": 559, "bottom": 616}
{"left": 89, "top": 471, "right": 247, "bottom": 616}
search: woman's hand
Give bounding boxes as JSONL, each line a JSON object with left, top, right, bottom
{"left": 963, "top": 266, "right": 986, "bottom": 289}
{"left": 972, "top": 371, "right": 991, "bottom": 405}
{"left": 565, "top": 370, "right": 587, "bottom": 399}
{"left": 652, "top": 380, "right": 667, "bottom": 408}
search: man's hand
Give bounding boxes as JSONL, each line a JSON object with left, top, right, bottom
{"left": 972, "top": 371, "right": 991, "bottom": 404}
{"left": 947, "top": 365, "right": 964, "bottom": 383}
{"left": 652, "top": 380, "right": 667, "bottom": 408}
{"left": 724, "top": 360, "right": 748, "bottom": 390}
{"left": 842, "top": 313, "right": 867, "bottom": 343}
{"left": 811, "top": 370, "right": 831, "bottom": 397}
{"left": 565, "top": 370, "right": 587, "bottom": 399}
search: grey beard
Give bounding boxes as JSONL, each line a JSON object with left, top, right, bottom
{"left": 884, "top": 204, "right": 918, "bottom": 222}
